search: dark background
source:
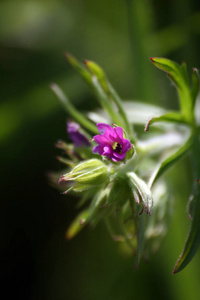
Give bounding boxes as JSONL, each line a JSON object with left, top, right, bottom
{"left": 1, "top": 0, "right": 200, "bottom": 299}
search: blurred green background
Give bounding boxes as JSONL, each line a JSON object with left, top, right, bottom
{"left": 1, "top": 0, "right": 200, "bottom": 299}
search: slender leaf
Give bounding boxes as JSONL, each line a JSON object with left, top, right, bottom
{"left": 150, "top": 57, "right": 193, "bottom": 122}
{"left": 51, "top": 83, "right": 98, "bottom": 134}
{"left": 144, "top": 111, "right": 187, "bottom": 131}
{"left": 107, "top": 82, "right": 133, "bottom": 137}
{"left": 56, "top": 156, "right": 76, "bottom": 167}
{"left": 148, "top": 135, "right": 193, "bottom": 188}
{"left": 92, "top": 76, "right": 123, "bottom": 126}
{"left": 85, "top": 60, "right": 109, "bottom": 92}
{"left": 180, "top": 61, "right": 189, "bottom": 85}
{"left": 87, "top": 101, "right": 167, "bottom": 126}
{"left": 65, "top": 53, "right": 93, "bottom": 88}
{"left": 173, "top": 134, "right": 200, "bottom": 273}
{"left": 66, "top": 209, "right": 89, "bottom": 240}
{"left": 127, "top": 172, "right": 153, "bottom": 215}
{"left": 86, "top": 60, "right": 132, "bottom": 136}
{"left": 191, "top": 68, "right": 199, "bottom": 108}
{"left": 173, "top": 182, "right": 200, "bottom": 273}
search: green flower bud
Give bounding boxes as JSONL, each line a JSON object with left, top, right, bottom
{"left": 60, "top": 159, "right": 109, "bottom": 192}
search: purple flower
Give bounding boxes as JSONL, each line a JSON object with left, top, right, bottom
{"left": 67, "top": 121, "right": 90, "bottom": 147}
{"left": 92, "top": 123, "right": 131, "bottom": 162}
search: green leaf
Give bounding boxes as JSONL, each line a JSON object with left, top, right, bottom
{"left": 56, "top": 156, "right": 76, "bottom": 167}
{"left": 85, "top": 60, "right": 109, "bottom": 92}
{"left": 127, "top": 172, "right": 153, "bottom": 215}
{"left": 51, "top": 84, "right": 98, "bottom": 134}
{"left": 173, "top": 182, "right": 200, "bottom": 273}
{"left": 92, "top": 76, "right": 124, "bottom": 127}
{"left": 65, "top": 53, "right": 93, "bottom": 88}
{"left": 122, "top": 101, "right": 166, "bottom": 125}
{"left": 191, "top": 68, "right": 199, "bottom": 108}
{"left": 173, "top": 134, "right": 200, "bottom": 273}
{"left": 150, "top": 57, "right": 194, "bottom": 123}
{"left": 180, "top": 61, "right": 189, "bottom": 85}
{"left": 107, "top": 82, "right": 133, "bottom": 137}
{"left": 66, "top": 209, "right": 89, "bottom": 240}
{"left": 85, "top": 60, "right": 132, "bottom": 137}
{"left": 144, "top": 111, "right": 186, "bottom": 131}
{"left": 148, "top": 135, "right": 193, "bottom": 188}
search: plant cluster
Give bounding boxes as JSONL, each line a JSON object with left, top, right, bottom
{"left": 50, "top": 54, "right": 200, "bottom": 273}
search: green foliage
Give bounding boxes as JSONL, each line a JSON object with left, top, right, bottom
{"left": 148, "top": 135, "right": 193, "bottom": 188}
{"left": 2, "top": 1, "right": 200, "bottom": 298}
{"left": 147, "top": 59, "right": 200, "bottom": 272}
{"left": 51, "top": 55, "right": 200, "bottom": 274}
{"left": 150, "top": 57, "right": 195, "bottom": 123}
{"left": 173, "top": 182, "right": 200, "bottom": 273}
{"left": 127, "top": 172, "right": 153, "bottom": 215}
{"left": 66, "top": 209, "right": 89, "bottom": 240}
{"left": 51, "top": 83, "right": 98, "bottom": 134}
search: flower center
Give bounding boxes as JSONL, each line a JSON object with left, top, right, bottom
{"left": 113, "top": 142, "right": 122, "bottom": 153}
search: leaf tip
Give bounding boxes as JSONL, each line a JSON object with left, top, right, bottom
{"left": 64, "top": 52, "right": 77, "bottom": 66}
{"left": 172, "top": 260, "right": 180, "bottom": 274}
{"left": 50, "top": 82, "right": 56, "bottom": 89}
{"left": 84, "top": 60, "right": 92, "bottom": 71}
{"left": 64, "top": 52, "right": 71, "bottom": 60}
{"left": 172, "top": 261, "right": 182, "bottom": 274}
{"left": 193, "top": 68, "right": 199, "bottom": 79}
{"left": 144, "top": 117, "right": 153, "bottom": 132}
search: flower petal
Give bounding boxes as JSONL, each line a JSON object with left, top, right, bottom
{"left": 114, "top": 127, "right": 123, "bottom": 139}
{"left": 112, "top": 152, "right": 126, "bottom": 161}
{"left": 92, "top": 145, "right": 103, "bottom": 155}
{"left": 93, "top": 135, "right": 113, "bottom": 146}
{"left": 103, "top": 145, "right": 113, "bottom": 157}
{"left": 121, "top": 139, "right": 131, "bottom": 152}
{"left": 97, "top": 123, "right": 114, "bottom": 137}
{"left": 67, "top": 121, "right": 90, "bottom": 147}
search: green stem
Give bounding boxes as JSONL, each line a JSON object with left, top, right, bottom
{"left": 51, "top": 83, "right": 98, "bottom": 134}
{"left": 92, "top": 77, "right": 124, "bottom": 127}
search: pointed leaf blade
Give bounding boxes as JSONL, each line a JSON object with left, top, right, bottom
{"left": 86, "top": 60, "right": 132, "bottom": 136}
{"left": 66, "top": 209, "right": 89, "bottom": 240}
{"left": 65, "top": 53, "right": 93, "bottom": 88}
{"left": 51, "top": 84, "right": 98, "bottom": 134}
{"left": 191, "top": 68, "right": 199, "bottom": 108}
{"left": 148, "top": 135, "right": 193, "bottom": 188}
{"left": 127, "top": 172, "right": 153, "bottom": 215}
{"left": 173, "top": 182, "right": 200, "bottom": 273}
{"left": 144, "top": 111, "right": 187, "bottom": 131}
{"left": 150, "top": 57, "right": 193, "bottom": 121}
